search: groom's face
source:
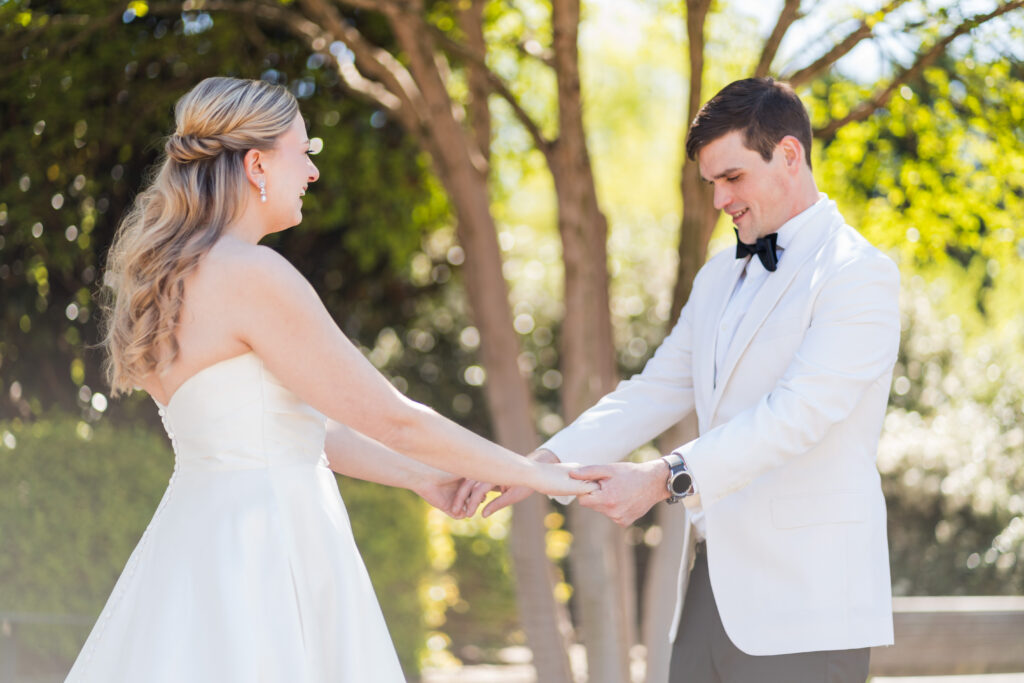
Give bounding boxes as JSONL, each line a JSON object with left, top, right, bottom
{"left": 698, "top": 130, "right": 793, "bottom": 243}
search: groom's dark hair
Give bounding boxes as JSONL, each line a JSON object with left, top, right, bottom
{"left": 686, "top": 77, "right": 813, "bottom": 169}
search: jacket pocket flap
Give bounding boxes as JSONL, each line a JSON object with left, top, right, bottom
{"left": 771, "top": 492, "right": 870, "bottom": 529}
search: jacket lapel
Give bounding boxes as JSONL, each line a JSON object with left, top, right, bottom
{"left": 709, "top": 204, "right": 845, "bottom": 415}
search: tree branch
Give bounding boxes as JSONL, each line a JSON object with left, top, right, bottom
{"left": 324, "top": 0, "right": 551, "bottom": 153}
{"left": 458, "top": 0, "right": 493, "bottom": 165}
{"left": 6, "top": 8, "right": 123, "bottom": 61}
{"left": 785, "top": 0, "right": 911, "bottom": 87}
{"left": 160, "top": 1, "right": 419, "bottom": 127}
{"left": 754, "top": 0, "right": 802, "bottom": 78}
{"left": 814, "top": 0, "right": 1024, "bottom": 140}
{"left": 516, "top": 37, "right": 555, "bottom": 68}
{"left": 430, "top": 28, "right": 551, "bottom": 154}
{"left": 239, "top": 13, "right": 273, "bottom": 54}
{"left": 297, "top": 0, "right": 423, "bottom": 117}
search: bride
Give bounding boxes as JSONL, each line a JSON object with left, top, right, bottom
{"left": 66, "top": 76, "right": 593, "bottom": 682}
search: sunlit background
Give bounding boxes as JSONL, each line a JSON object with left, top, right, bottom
{"left": 1, "top": 0, "right": 1023, "bottom": 680}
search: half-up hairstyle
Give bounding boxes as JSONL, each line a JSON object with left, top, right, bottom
{"left": 101, "top": 77, "right": 298, "bottom": 395}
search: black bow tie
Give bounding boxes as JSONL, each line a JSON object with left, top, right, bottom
{"left": 735, "top": 229, "right": 779, "bottom": 272}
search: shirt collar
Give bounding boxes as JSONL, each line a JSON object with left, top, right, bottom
{"left": 774, "top": 192, "right": 828, "bottom": 252}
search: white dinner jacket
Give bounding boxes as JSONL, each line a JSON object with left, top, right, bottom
{"left": 543, "top": 196, "right": 899, "bottom": 656}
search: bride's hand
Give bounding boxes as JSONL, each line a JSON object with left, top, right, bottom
{"left": 456, "top": 449, "right": 583, "bottom": 518}
{"left": 414, "top": 472, "right": 475, "bottom": 519}
{"left": 529, "top": 461, "right": 599, "bottom": 498}
{"left": 449, "top": 450, "right": 598, "bottom": 518}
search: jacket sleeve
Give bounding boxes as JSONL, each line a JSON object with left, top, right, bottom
{"left": 542, "top": 285, "right": 698, "bottom": 467}
{"left": 676, "top": 253, "right": 900, "bottom": 508}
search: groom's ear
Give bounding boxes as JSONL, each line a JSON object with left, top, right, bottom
{"left": 777, "top": 135, "right": 803, "bottom": 172}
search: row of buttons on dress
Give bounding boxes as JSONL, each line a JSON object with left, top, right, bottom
{"left": 157, "top": 406, "right": 177, "bottom": 454}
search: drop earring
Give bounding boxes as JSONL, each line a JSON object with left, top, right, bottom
{"left": 258, "top": 178, "right": 267, "bottom": 203}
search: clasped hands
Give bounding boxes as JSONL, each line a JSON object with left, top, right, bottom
{"left": 445, "top": 449, "right": 671, "bottom": 526}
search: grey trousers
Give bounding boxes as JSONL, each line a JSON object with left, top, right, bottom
{"left": 669, "top": 544, "right": 870, "bottom": 683}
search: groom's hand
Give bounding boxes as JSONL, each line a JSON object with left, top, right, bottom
{"left": 571, "top": 460, "right": 670, "bottom": 527}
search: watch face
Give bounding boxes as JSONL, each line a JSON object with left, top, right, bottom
{"left": 671, "top": 472, "right": 693, "bottom": 495}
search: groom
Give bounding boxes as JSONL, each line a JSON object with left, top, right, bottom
{"left": 477, "top": 78, "right": 900, "bottom": 682}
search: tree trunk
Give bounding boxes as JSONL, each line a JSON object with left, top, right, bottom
{"left": 548, "top": 0, "right": 632, "bottom": 678}
{"left": 387, "top": 12, "right": 575, "bottom": 682}
{"left": 642, "top": 414, "right": 698, "bottom": 683}
{"left": 428, "top": 87, "right": 576, "bottom": 683}
{"left": 670, "top": 0, "right": 717, "bottom": 326}
{"left": 457, "top": 0, "right": 491, "bottom": 167}
{"left": 671, "top": 162, "right": 718, "bottom": 323}
{"left": 643, "top": 4, "right": 718, "bottom": 679}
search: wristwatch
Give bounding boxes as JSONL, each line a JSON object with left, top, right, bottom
{"left": 661, "top": 453, "right": 695, "bottom": 504}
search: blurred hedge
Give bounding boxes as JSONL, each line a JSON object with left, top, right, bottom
{"left": 880, "top": 277, "right": 1024, "bottom": 595}
{"left": 336, "top": 477, "right": 431, "bottom": 675}
{"left": 0, "top": 415, "right": 170, "bottom": 675}
{"left": 0, "top": 413, "right": 430, "bottom": 677}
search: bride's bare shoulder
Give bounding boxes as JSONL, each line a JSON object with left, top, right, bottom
{"left": 190, "top": 238, "right": 328, "bottom": 349}
{"left": 203, "top": 238, "right": 295, "bottom": 280}
{"left": 200, "top": 237, "right": 313, "bottom": 301}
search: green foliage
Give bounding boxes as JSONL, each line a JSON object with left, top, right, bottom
{"left": 0, "top": 413, "right": 174, "bottom": 673}
{"left": 440, "top": 514, "right": 520, "bottom": 659}
{"left": 880, "top": 277, "right": 1024, "bottom": 595}
{"left": 0, "top": 414, "right": 433, "bottom": 675}
{"left": 812, "top": 55, "right": 1024, "bottom": 322}
{"left": 337, "top": 478, "right": 432, "bottom": 675}
{"left": 0, "top": 6, "right": 445, "bottom": 418}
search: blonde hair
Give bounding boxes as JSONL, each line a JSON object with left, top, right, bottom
{"left": 101, "top": 77, "right": 298, "bottom": 395}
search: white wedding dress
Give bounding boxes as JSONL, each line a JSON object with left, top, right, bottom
{"left": 65, "top": 352, "right": 406, "bottom": 682}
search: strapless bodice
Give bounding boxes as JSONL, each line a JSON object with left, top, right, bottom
{"left": 154, "top": 353, "right": 327, "bottom": 471}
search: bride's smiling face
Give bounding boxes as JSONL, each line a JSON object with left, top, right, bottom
{"left": 258, "top": 114, "right": 320, "bottom": 231}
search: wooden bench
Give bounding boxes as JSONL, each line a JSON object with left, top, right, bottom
{"left": 871, "top": 596, "right": 1024, "bottom": 676}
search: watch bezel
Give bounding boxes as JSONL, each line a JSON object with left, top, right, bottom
{"left": 662, "top": 453, "right": 694, "bottom": 503}
{"left": 669, "top": 470, "right": 694, "bottom": 496}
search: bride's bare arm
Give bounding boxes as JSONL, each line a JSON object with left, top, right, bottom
{"left": 221, "top": 245, "right": 593, "bottom": 498}
{"left": 324, "top": 419, "right": 473, "bottom": 517}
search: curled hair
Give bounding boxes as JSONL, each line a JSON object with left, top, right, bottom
{"left": 101, "top": 77, "right": 298, "bottom": 395}
{"left": 685, "top": 77, "right": 812, "bottom": 169}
